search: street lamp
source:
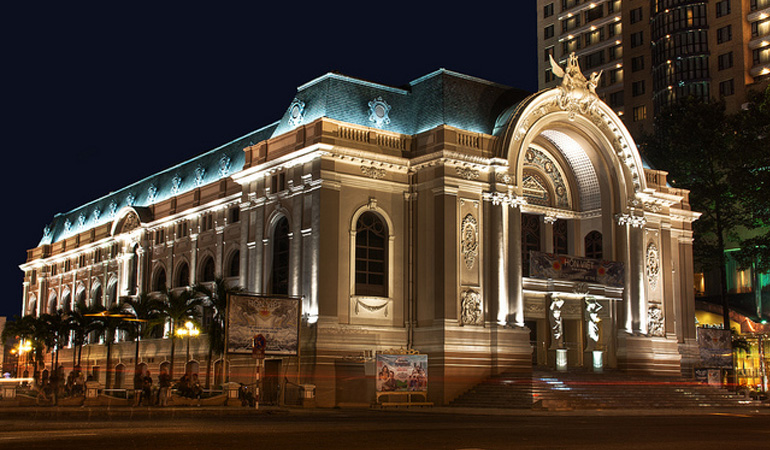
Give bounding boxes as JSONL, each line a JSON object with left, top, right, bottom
{"left": 175, "top": 321, "right": 200, "bottom": 363}
{"left": 15, "top": 340, "right": 32, "bottom": 379}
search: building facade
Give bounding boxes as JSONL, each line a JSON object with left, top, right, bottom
{"left": 20, "top": 60, "right": 699, "bottom": 406}
{"left": 537, "top": 0, "right": 770, "bottom": 139}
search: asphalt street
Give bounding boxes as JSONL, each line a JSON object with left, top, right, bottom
{"left": 1, "top": 408, "right": 768, "bottom": 449}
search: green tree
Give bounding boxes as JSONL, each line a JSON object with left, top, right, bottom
{"left": 152, "top": 287, "right": 203, "bottom": 380}
{"left": 120, "top": 293, "right": 163, "bottom": 374}
{"left": 731, "top": 86, "right": 770, "bottom": 277}
{"left": 640, "top": 97, "right": 742, "bottom": 330}
{"left": 194, "top": 278, "right": 244, "bottom": 388}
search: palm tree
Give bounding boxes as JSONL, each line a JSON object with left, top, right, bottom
{"left": 152, "top": 286, "right": 203, "bottom": 380}
{"left": 66, "top": 300, "right": 104, "bottom": 368}
{"left": 39, "top": 310, "right": 68, "bottom": 371}
{"left": 3, "top": 315, "right": 47, "bottom": 381}
{"left": 194, "top": 278, "right": 244, "bottom": 388}
{"left": 120, "top": 293, "right": 162, "bottom": 374}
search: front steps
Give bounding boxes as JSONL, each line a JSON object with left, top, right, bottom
{"left": 449, "top": 369, "right": 762, "bottom": 410}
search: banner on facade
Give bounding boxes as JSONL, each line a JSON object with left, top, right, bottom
{"left": 226, "top": 294, "right": 301, "bottom": 356}
{"left": 697, "top": 327, "right": 733, "bottom": 369}
{"left": 376, "top": 354, "right": 428, "bottom": 393}
{"left": 529, "top": 251, "right": 625, "bottom": 288}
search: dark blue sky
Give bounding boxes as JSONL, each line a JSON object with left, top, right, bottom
{"left": 3, "top": 3, "right": 537, "bottom": 319}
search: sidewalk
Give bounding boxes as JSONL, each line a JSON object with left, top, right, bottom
{"left": 1, "top": 404, "right": 769, "bottom": 420}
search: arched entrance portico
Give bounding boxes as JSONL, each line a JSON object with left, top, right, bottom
{"left": 489, "top": 54, "right": 697, "bottom": 375}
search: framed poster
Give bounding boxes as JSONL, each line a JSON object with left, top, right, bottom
{"left": 529, "top": 251, "right": 625, "bottom": 288}
{"left": 226, "top": 294, "right": 301, "bottom": 356}
{"left": 697, "top": 327, "right": 732, "bottom": 369}
{"left": 376, "top": 354, "right": 428, "bottom": 393}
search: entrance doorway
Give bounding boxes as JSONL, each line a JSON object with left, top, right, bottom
{"left": 263, "top": 359, "right": 282, "bottom": 405}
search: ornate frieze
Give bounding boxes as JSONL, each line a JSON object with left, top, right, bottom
{"left": 460, "top": 213, "right": 479, "bottom": 270}
{"left": 360, "top": 165, "right": 386, "bottom": 179}
{"left": 487, "top": 191, "right": 527, "bottom": 208}
{"left": 646, "top": 242, "right": 660, "bottom": 290}
{"left": 194, "top": 164, "right": 206, "bottom": 186}
{"left": 287, "top": 98, "right": 305, "bottom": 127}
{"left": 456, "top": 166, "right": 480, "bottom": 180}
{"left": 219, "top": 154, "right": 232, "bottom": 178}
{"left": 368, "top": 97, "right": 391, "bottom": 128}
{"left": 460, "top": 290, "right": 483, "bottom": 325}
{"left": 354, "top": 297, "right": 388, "bottom": 317}
{"left": 523, "top": 147, "right": 570, "bottom": 208}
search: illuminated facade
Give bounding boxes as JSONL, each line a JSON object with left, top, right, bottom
{"left": 20, "top": 60, "right": 700, "bottom": 406}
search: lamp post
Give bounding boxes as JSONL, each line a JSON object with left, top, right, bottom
{"left": 15, "top": 340, "right": 32, "bottom": 380}
{"left": 175, "top": 321, "right": 200, "bottom": 363}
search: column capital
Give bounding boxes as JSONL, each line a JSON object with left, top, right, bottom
{"left": 615, "top": 213, "right": 646, "bottom": 228}
{"left": 484, "top": 191, "right": 527, "bottom": 208}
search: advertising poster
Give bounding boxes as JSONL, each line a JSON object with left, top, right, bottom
{"left": 697, "top": 327, "right": 733, "bottom": 369}
{"left": 226, "top": 294, "right": 301, "bottom": 355}
{"left": 529, "top": 251, "right": 625, "bottom": 288}
{"left": 376, "top": 354, "right": 428, "bottom": 392}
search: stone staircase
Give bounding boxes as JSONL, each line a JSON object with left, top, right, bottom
{"left": 449, "top": 369, "right": 762, "bottom": 410}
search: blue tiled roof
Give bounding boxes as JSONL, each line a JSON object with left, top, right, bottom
{"left": 39, "top": 123, "right": 277, "bottom": 246}
{"left": 39, "top": 69, "right": 531, "bottom": 246}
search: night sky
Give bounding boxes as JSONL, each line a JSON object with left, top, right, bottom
{"left": 3, "top": 4, "right": 538, "bottom": 319}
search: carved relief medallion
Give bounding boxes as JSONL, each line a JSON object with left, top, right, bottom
{"left": 648, "top": 305, "right": 665, "bottom": 337}
{"left": 460, "top": 290, "right": 483, "bottom": 325}
{"left": 460, "top": 213, "right": 479, "bottom": 270}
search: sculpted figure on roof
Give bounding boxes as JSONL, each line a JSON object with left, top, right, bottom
{"left": 549, "top": 53, "right": 602, "bottom": 120}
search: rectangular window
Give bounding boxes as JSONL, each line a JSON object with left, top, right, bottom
{"left": 585, "top": 4, "right": 603, "bottom": 23}
{"left": 631, "top": 55, "right": 644, "bottom": 72}
{"left": 583, "top": 49, "right": 605, "bottom": 69}
{"left": 609, "top": 68, "right": 623, "bottom": 84}
{"left": 544, "top": 24, "right": 554, "bottom": 40}
{"left": 544, "top": 46, "right": 555, "bottom": 62}
{"left": 609, "top": 90, "right": 624, "bottom": 107}
{"left": 584, "top": 28, "right": 604, "bottom": 46}
{"left": 544, "top": 3, "right": 554, "bottom": 18}
{"left": 632, "top": 80, "right": 646, "bottom": 96}
{"left": 719, "top": 79, "right": 735, "bottom": 96}
{"left": 751, "top": 21, "right": 759, "bottom": 38}
{"left": 608, "top": 21, "right": 621, "bottom": 37}
{"left": 545, "top": 68, "right": 555, "bottom": 83}
{"left": 716, "top": 0, "right": 731, "bottom": 18}
{"left": 229, "top": 207, "right": 240, "bottom": 223}
{"left": 609, "top": 44, "right": 622, "bottom": 61}
{"left": 717, "top": 25, "right": 732, "bottom": 44}
{"left": 633, "top": 105, "right": 647, "bottom": 122}
{"left": 562, "top": 15, "right": 580, "bottom": 33}
{"left": 750, "top": 0, "right": 758, "bottom": 11}
{"left": 718, "top": 52, "right": 733, "bottom": 70}
{"left": 630, "top": 7, "right": 643, "bottom": 24}
{"left": 630, "top": 31, "right": 644, "bottom": 48}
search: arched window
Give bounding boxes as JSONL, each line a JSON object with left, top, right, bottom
{"left": 585, "top": 230, "right": 603, "bottom": 260}
{"left": 200, "top": 257, "right": 216, "bottom": 283}
{"left": 91, "top": 285, "right": 103, "bottom": 308}
{"left": 28, "top": 295, "right": 37, "bottom": 317}
{"left": 107, "top": 281, "right": 117, "bottom": 308}
{"left": 175, "top": 262, "right": 190, "bottom": 288}
{"left": 270, "top": 217, "right": 290, "bottom": 295}
{"left": 61, "top": 290, "right": 71, "bottom": 310}
{"left": 227, "top": 251, "right": 240, "bottom": 278}
{"left": 114, "top": 363, "right": 126, "bottom": 389}
{"left": 76, "top": 287, "right": 86, "bottom": 308}
{"left": 355, "top": 212, "right": 388, "bottom": 297}
{"left": 522, "top": 213, "right": 541, "bottom": 276}
{"left": 153, "top": 267, "right": 167, "bottom": 292}
{"left": 47, "top": 293, "right": 57, "bottom": 314}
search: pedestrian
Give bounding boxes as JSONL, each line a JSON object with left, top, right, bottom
{"left": 158, "top": 368, "right": 171, "bottom": 407}
{"left": 142, "top": 370, "right": 153, "bottom": 406}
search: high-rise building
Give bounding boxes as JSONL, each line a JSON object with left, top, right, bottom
{"left": 537, "top": 0, "right": 770, "bottom": 139}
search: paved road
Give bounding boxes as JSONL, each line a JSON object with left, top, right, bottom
{"left": 1, "top": 408, "right": 768, "bottom": 449}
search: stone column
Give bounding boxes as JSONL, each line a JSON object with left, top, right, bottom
{"left": 629, "top": 224, "right": 647, "bottom": 334}
{"left": 489, "top": 196, "right": 508, "bottom": 326}
{"left": 509, "top": 206, "right": 524, "bottom": 327}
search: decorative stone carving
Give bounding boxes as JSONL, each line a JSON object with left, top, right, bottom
{"left": 77, "top": 213, "right": 86, "bottom": 229}
{"left": 120, "top": 212, "right": 141, "bottom": 234}
{"left": 523, "top": 147, "right": 570, "bottom": 208}
{"left": 148, "top": 184, "right": 158, "bottom": 203}
{"left": 64, "top": 218, "right": 72, "bottom": 233}
{"left": 648, "top": 305, "right": 665, "bottom": 337}
{"left": 585, "top": 297, "right": 602, "bottom": 344}
{"left": 646, "top": 242, "right": 660, "bottom": 290}
{"left": 43, "top": 225, "right": 52, "bottom": 239}
{"left": 460, "top": 290, "right": 483, "bottom": 325}
{"left": 360, "top": 165, "right": 386, "bottom": 179}
{"left": 194, "top": 164, "right": 206, "bottom": 186}
{"left": 460, "top": 213, "right": 479, "bottom": 270}
{"left": 550, "top": 296, "right": 565, "bottom": 347}
{"left": 171, "top": 174, "right": 182, "bottom": 195}
{"left": 572, "top": 282, "right": 589, "bottom": 295}
{"left": 495, "top": 171, "right": 513, "bottom": 184}
{"left": 219, "top": 154, "right": 231, "bottom": 178}
{"left": 615, "top": 213, "right": 647, "bottom": 228}
{"left": 354, "top": 297, "right": 388, "bottom": 317}
{"left": 287, "top": 98, "right": 305, "bottom": 127}
{"left": 549, "top": 53, "right": 602, "bottom": 120}
{"left": 368, "top": 97, "right": 391, "bottom": 128}
{"left": 456, "top": 166, "right": 480, "bottom": 180}
{"left": 109, "top": 200, "right": 118, "bottom": 217}
{"left": 92, "top": 208, "right": 101, "bottom": 222}
{"left": 488, "top": 191, "right": 527, "bottom": 208}
{"left": 126, "top": 192, "right": 136, "bottom": 206}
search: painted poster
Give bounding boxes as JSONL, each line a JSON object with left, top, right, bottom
{"left": 529, "top": 251, "right": 625, "bottom": 288}
{"left": 226, "top": 294, "right": 301, "bottom": 355}
{"left": 376, "top": 354, "right": 428, "bottom": 393}
{"left": 697, "top": 327, "right": 733, "bottom": 369}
